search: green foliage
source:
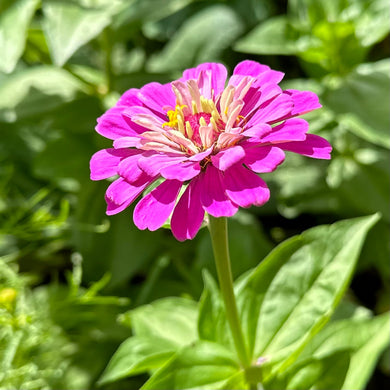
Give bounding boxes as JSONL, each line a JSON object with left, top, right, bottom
{"left": 100, "top": 215, "right": 389, "bottom": 389}
{"left": 0, "top": 0, "right": 389, "bottom": 388}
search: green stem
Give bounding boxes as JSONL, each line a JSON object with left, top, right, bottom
{"left": 208, "top": 216, "right": 251, "bottom": 368}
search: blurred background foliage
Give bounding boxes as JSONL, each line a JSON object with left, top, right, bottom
{"left": 0, "top": 0, "right": 389, "bottom": 389}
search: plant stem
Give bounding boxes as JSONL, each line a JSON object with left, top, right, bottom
{"left": 208, "top": 216, "right": 251, "bottom": 368}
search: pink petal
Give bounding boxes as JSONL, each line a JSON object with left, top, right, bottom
{"left": 246, "top": 94, "right": 293, "bottom": 127}
{"left": 200, "top": 166, "right": 238, "bottom": 217}
{"left": 243, "top": 146, "right": 285, "bottom": 173}
{"left": 117, "top": 153, "right": 145, "bottom": 183}
{"left": 242, "top": 123, "right": 272, "bottom": 138}
{"left": 284, "top": 90, "right": 322, "bottom": 116}
{"left": 123, "top": 106, "right": 165, "bottom": 132}
{"left": 224, "top": 165, "right": 270, "bottom": 208}
{"left": 211, "top": 145, "right": 245, "bottom": 171}
{"left": 113, "top": 136, "right": 141, "bottom": 148}
{"left": 232, "top": 60, "right": 270, "bottom": 78}
{"left": 277, "top": 134, "right": 332, "bottom": 159}
{"left": 118, "top": 88, "right": 143, "bottom": 106}
{"left": 105, "top": 175, "right": 154, "bottom": 215}
{"left": 133, "top": 179, "right": 182, "bottom": 231}
{"left": 96, "top": 105, "right": 134, "bottom": 140}
{"left": 138, "top": 82, "right": 175, "bottom": 116}
{"left": 161, "top": 161, "right": 201, "bottom": 181}
{"left": 260, "top": 118, "right": 309, "bottom": 143}
{"left": 137, "top": 153, "right": 186, "bottom": 177}
{"left": 171, "top": 178, "right": 205, "bottom": 241}
{"left": 90, "top": 148, "right": 134, "bottom": 181}
{"left": 182, "top": 63, "right": 228, "bottom": 97}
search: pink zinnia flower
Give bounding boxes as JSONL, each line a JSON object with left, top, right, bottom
{"left": 90, "top": 61, "right": 331, "bottom": 241}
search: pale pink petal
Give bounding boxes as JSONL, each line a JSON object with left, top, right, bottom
{"left": 182, "top": 63, "right": 228, "bottom": 97}
{"left": 260, "top": 118, "right": 309, "bottom": 143}
{"left": 123, "top": 106, "right": 165, "bottom": 132}
{"left": 90, "top": 148, "right": 135, "bottom": 180}
{"left": 138, "top": 82, "right": 175, "bottom": 116}
{"left": 137, "top": 153, "right": 186, "bottom": 177}
{"left": 277, "top": 134, "right": 332, "bottom": 159}
{"left": 113, "top": 136, "right": 141, "bottom": 148}
{"left": 243, "top": 146, "right": 285, "bottom": 173}
{"left": 171, "top": 178, "right": 205, "bottom": 241}
{"left": 284, "top": 90, "right": 322, "bottom": 116}
{"left": 224, "top": 165, "right": 270, "bottom": 208}
{"left": 200, "top": 166, "right": 238, "bottom": 217}
{"left": 188, "top": 147, "right": 213, "bottom": 162}
{"left": 211, "top": 145, "right": 245, "bottom": 171}
{"left": 161, "top": 161, "right": 201, "bottom": 181}
{"left": 105, "top": 175, "right": 154, "bottom": 215}
{"left": 134, "top": 180, "right": 182, "bottom": 231}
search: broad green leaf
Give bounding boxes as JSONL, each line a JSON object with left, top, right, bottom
{"left": 0, "top": 66, "right": 88, "bottom": 122}
{"left": 147, "top": 5, "right": 243, "bottom": 72}
{"left": 236, "top": 214, "right": 380, "bottom": 372}
{"left": 119, "top": 297, "right": 198, "bottom": 346}
{"left": 234, "top": 16, "right": 298, "bottom": 55}
{"left": 327, "top": 151, "right": 390, "bottom": 222}
{"left": 142, "top": 341, "right": 240, "bottom": 390}
{"left": 99, "top": 336, "right": 176, "bottom": 384}
{"left": 0, "top": 0, "right": 38, "bottom": 74}
{"left": 42, "top": 1, "right": 117, "bottom": 66}
{"left": 323, "top": 60, "right": 390, "bottom": 148}
{"left": 267, "top": 313, "right": 390, "bottom": 390}
{"left": 355, "top": 0, "right": 390, "bottom": 46}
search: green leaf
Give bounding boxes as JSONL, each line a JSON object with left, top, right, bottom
{"left": 198, "top": 272, "right": 232, "bottom": 350}
{"left": 147, "top": 4, "right": 243, "bottom": 72}
{"left": 323, "top": 60, "right": 390, "bottom": 148}
{"left": 0, "top": 66, "right": 88, "bottom": 122}
{"left": 236, "top": 214, "right": 380, "bottom": 373}
{"left": 355, "top": 0, "right": 390, "bottom": 47}
{"left": 119, "top": 297, "right": 198, "bottom": 346}
{"left": 267, "top": 312, "right": 390, "bottom": 390}
{"left": 0, "top": 0, "right": 39, "bottom": 74}
{"left": 42, "top": 1, "right": 116, "bottom": 66}
{"left": 99, "top": 336, "right": 176, "bottom": 384}
{"left": 234, "top": 16, "right": 298, "bottom": 55}
{"left": 142, "top": 341, "right": 240, "bottom": 390}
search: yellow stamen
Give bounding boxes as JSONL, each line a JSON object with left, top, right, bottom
{"left": 186, "top": 121, "right": 194, "bottom": 139}
{"left": 162, "top": 104, "right": 187, "bottom": 129}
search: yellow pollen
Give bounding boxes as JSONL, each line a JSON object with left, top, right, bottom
{"left": 162, "top": 104, "right": 187, "bottom": 129}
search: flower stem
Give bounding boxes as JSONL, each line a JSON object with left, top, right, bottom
{"left": 208, "top": 216, "right": 251, "bottom": 368}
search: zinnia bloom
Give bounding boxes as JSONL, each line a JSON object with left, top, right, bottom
{"left": 90, "top": 61, "right": 331, "bottom": 241}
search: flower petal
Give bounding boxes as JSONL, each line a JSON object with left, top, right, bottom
{"left": 211, "top": 145, "right": 245, "bottom": 171}
{"left": 260, "top": 118, "right": 309, "bottom": 143}
{"left": 137, "top": 153, "right": 186, "bottom": 177}
{"left": 284, "top": 89, "right": 322, "bottom": 116}
{"left": 161, "top": 161, "right": 201, "bottom": 181}
{"left": 138, "top": 82, "right": 175, "bottom": 116}
{"left": 246, "top": 93, "right": 293, "bottom": 127}
{"left": 117, "top": 152, "right": 145, "bottom": 183}
{"left": 232, "top": 60, "right": 270, "bottom": 78}
{"left": 224, "top": 164, "right": 270, "bottom": 208}
{"left": 90, "top": 148, "right": 134, "bottom": 181}
{"left": 277, "top": 134, "right": 332, "bottom": 159}
{"left": 105, "top": 175, "right": 154, "bottom": 215}
{"left": 182, "top": 63, "right": 228, "bottom": 97}
{"left": 96, "top": 105, "right": 133, "bottom": 140}
{"left": 171, "top": 178, "right": 205, "bottom": 241}
{"left": 134, "top": 179, "right": 182, "bottom": 231}
{"left": 243, "top": 146, "right": 285, "bottom": 173}
{"left": 200, "top": 166, "right": 238, "bottom": 217}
